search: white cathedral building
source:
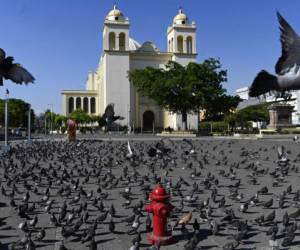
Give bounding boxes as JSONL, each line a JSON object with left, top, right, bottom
{"left": 61, "top": 5, "right": 199, "bottom": 131}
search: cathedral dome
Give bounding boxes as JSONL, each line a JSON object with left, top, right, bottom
{"left": 106, "top": 4, "right": 125, "bottom": 21}
{"left": 173, "top": 8, "right": 188, "bottom": 25}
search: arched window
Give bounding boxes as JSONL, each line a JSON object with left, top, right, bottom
{"left": 76, "top": 97, "right": 81, "bottom": 110}
{"left": 186, "top": 36, "right": 193, "bottom": 54}
{"left": 68, "top": 97, "right": 74, "bottom": 114}
{"left": 90, "top": 97, "right": 96, "bottom": 114}
{"left": 177, "top": 36, "right": 183, "bottom": 53}
{"left": 119, "top": 33, "right": 125, "bottom": 51}
{"left": 109, "top": 32, "right": 116, "bottom": 50}
{"left": 83, "top": 97, "right": 89, "bottom": 113}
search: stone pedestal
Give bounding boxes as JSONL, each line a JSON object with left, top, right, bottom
{"left": 268, "top": 104, "right": 295, "bottom": 130}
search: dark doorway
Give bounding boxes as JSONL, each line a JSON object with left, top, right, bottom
{"left": 68, "top": 97, "right": 74, "bottom": 114}
{"left": 143, "top": 111, "right": 155, "bottom": 131}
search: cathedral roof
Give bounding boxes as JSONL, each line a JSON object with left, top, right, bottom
{"left": 136, "top": 42, "right": 160, "bottom": 53}
{"left": 173, "top": 8, "right": 189, "bottom": 25}
{"left": 129, "top": 38, "right": 141, "bottom": 51}
{"left": 106, "top": 4, "right": 125, "bottom": 22}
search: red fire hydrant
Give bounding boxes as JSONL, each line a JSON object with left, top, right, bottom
{"left": 67, "top": 119, "right": 76, "bottom": 141}
{"left": 144, "top": 185, "right": 173, "bottom": 245}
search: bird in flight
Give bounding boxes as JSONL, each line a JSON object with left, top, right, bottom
{"left": 0, "top": 48, "right": 35, "bottom": 85}
{"left": 249, "top": 12, "right": 300, "bottom": 99}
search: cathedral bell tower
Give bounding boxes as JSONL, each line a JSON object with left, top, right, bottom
{"left": 167, "top": 8, "right": 197, "bottom": 65}
{"left": 103, "top": 4, "right": 130, "bottom": 51}
{"left": 102, "top": 4, "right": 131, "bottom": 127}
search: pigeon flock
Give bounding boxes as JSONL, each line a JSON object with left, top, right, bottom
{"left": 0, "top": 138, "right": 300, "bottom": 250}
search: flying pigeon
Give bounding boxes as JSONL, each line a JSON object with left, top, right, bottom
{"left": 249, "top": 12, "right": 300, "bottom": 97}
{"left": 102, "top": 103, "right": 123, "bottom": 128}
{"left": 0, "top": 48, "right": 35, "bottom": 85}
{"left": 126, "top": 141, "right": 133, "bottom": 158}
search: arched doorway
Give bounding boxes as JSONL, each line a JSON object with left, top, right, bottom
{"left": 143, "top": 111, "right": 155, "bottom": 131}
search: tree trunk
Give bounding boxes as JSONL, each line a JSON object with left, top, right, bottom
{"left": 182, "top": 111, "right": 187, "bottom": 131}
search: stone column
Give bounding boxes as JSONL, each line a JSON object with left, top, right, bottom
{"left": 192, "top": 36, "right": 196, "bottom": 54}
{"left": 116, "top": 35, "right": 120, "bottom": 51}
{"left": 62, "top": 95, "right": 67, "bottom": 116}
{"left": 81, "top": 97, "right": 84, "bottom": 110}
{"left": 183, "top": 38, "right": 187, "bottom": 54}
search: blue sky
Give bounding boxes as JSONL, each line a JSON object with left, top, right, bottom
{"left": 1, "top": 0, "right": 300, "bottom": 114}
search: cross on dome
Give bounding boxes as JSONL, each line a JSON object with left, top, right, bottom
{"left": 106, "top": 3, "right": 125, "bottom": 22}
{"left": 173, "top": 7, "right": 188, "bottom": 25}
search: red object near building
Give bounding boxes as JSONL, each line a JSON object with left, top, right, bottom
{"left": 144, "top": 185, "right": 174, "bottom": 245}
{"left": 67, "top": 119, "right": 76, "bottom": 141}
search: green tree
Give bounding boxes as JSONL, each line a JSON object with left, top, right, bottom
{"left": 237, "top": 102, "right": 270, "bottom": 123}
{"left": 129, "top": 59, "right": 237, "bottom": 130}
{"left": 69, "top": 109, "right": 91, "bottom": 125}
{"left": 0, "top": 98, "right": 35, "bottom": 128}
{"left": 225, "top": 102, "right": 270, "bottom": 132}
{"left": 203, "top": 94, "right": 241, "bottom": 121}
{"left": 54, "top": 115, "right": 67, "bottom": 131}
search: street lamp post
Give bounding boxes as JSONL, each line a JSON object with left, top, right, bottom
{"left": 27, "top": 104, "right": 31, "bottom": 142}
{"left": 128, "top": 105, "right": 131, "bottom": 134}
{"left": 48, "top": 104, "right": 53, "bottom": 135}
{"left": 4, "top": 89, "right": 9, "bottom": 151}
{"left": 44, "top": 117, "right": 47, "bottom": 136}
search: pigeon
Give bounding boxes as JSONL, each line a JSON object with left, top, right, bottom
{"left": 122, "top": 214, "right": 136, "bottom": 225}
{"left": 192, "top": 218, "right": 200, "bottom": 232}
{"left": 102, "top": 103, "right": 122, "bottom": 128}
{"left": 128, "top": 215, "right": 141, "bottom": 235}
{"left": 280, "top": 214, "right": 289, "bottom": 229}
{"left": 264, "top": 210, "right": 276, "bottom": 224}
{"left": 25, "top": 237, "right": 36, "bottom": 250}
{"left": 281, "top": 232, "right": 295, "bottom": 247}
{"left": 222, "top": 240, "right": 239, "bottom": 250}
{"left": 289, "top": 208, "right": 300, "bottom": 219}
{"left": 128, "top": 241, "right": 140, "bottom": 250}
{"left": 178, "top": 211, "right": 192, "bottom": 225}
{"left": 269, "top": 233, "right": 279, "bottom": 250}
{"left": 145, "top": 214, "right": 152, "bottom": 232}
{"left": 210, "top": 219, "right": 219, "bottom": 235}
{"left": 34, "top": 228, "right": 46, "bottom": 241}
{"left": 261, "top": 198, "right": 273, "bottom": 208}
{"left": 109, "top": 219, "right": 115, "bottom": 233}
{"left": 88, "top": 237, "right": 97, "bottom": 250}
{"left": 131, "top": 232, "right": 141, "bottom": 245}
{"left": 0, "top": 48, "right": 35, "bottom": 85}
{"left": 277, "top": 145, "right": 289, "bottom": 165}
{"left": 249, "top": 12, "right": 300, "bottom": 97}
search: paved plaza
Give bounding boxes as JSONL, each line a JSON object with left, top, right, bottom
{"left": 0, "top": 137, "right": 300, "bottom": 250}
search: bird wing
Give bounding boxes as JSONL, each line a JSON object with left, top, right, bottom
{"left": 0, "top": 48, "right": 5, "bottom": 63}
{"left": 127, "top": 141, "right": 133, "bottom": 155}
{"left": 104, "top": 104, "right": 114, "bottom": 118}
{"left": 6, "top": 64, "right": 35, "bottom": 84}
{"left": 275, "top": 12, "right": 300, "bottom": 75}
{"left": 277, "top": 145, "right": 283, "bottom": 157}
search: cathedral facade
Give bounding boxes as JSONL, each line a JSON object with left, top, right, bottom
{"left": 61, "top": 5, "right": 198, "bottom": 131}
